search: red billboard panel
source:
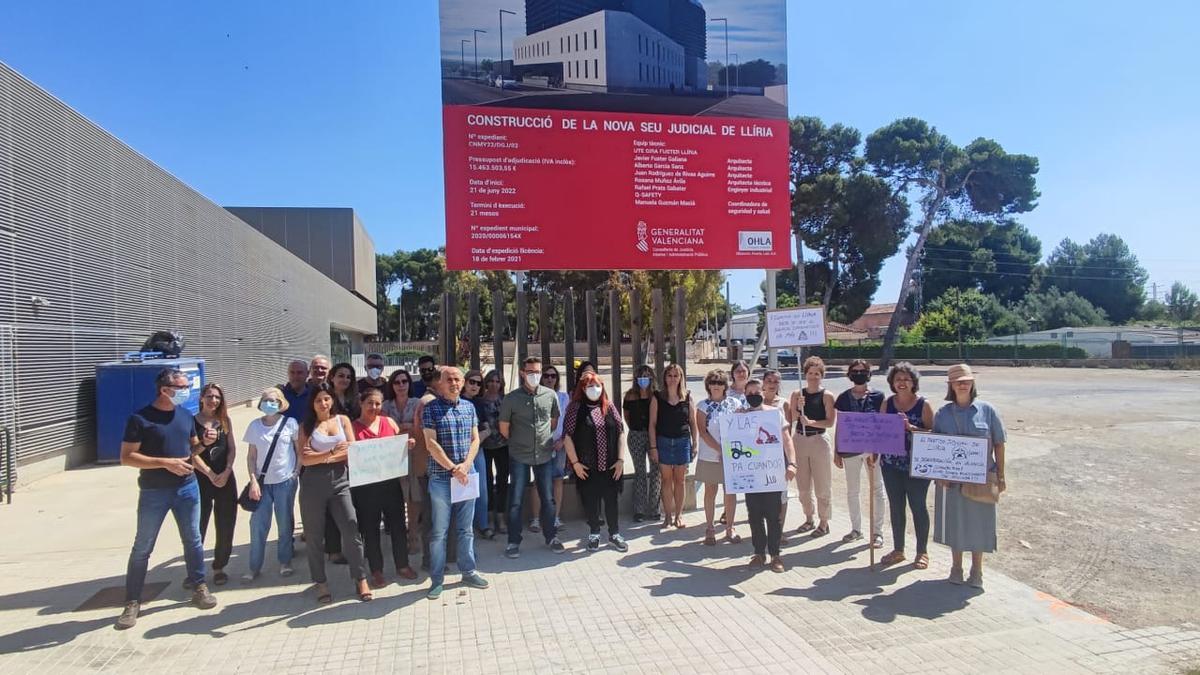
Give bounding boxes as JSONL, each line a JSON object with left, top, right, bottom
{"left": 439, "top": 1, "right": 789, "bottom": 270}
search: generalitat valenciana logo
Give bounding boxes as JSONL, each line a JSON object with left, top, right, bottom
{"left": 636, "top": 221, "right": 649, "bottom": 252}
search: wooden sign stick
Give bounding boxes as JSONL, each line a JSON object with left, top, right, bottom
{"left": 869, "top": 459, "right": 876, "bottom": 570}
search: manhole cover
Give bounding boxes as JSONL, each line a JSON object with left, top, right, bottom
{"left": 75, "top": 582, "right": 169, "bottom": 611}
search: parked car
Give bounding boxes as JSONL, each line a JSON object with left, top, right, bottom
{"left": 757, "top": 348, "right": 798, "bottom": 366}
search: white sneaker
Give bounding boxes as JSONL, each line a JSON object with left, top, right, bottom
{"left": 279, "top": 564, "right": 294, "bottom": 577}
{"left": 241, "top": 571, "right": 259, "bottom": 583}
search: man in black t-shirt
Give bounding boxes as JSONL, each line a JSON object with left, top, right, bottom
{"left": 115, "top": 368, "right": 219, "bottom": 630}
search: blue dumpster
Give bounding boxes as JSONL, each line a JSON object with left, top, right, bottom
{"left": 95, "top": 356, "right": 206, "bottom": 464}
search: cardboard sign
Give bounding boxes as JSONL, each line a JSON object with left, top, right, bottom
{"left": 719, "top": 409, "right": 787, "bottom": 494}
{"left": 348, "top": 435, "right": 409, "bottom": 488}
{"left": 765, "top": 306, "right": 826, "bottom": 347}
{"left": 834, "top": 411, "right": 906, "bottom": 456}
{"left": 909, "top": 432, "right": 988, "bottom": 484}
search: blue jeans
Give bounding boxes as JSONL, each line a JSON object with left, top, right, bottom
{"left": 428, "top": 474, "right": 477, "bottom": 587}
{"left": 125, "top": 478, "right": 205, "bottom": 602}
{"left": 248, "top": 477, "right": 297, "bottom": 574}
{"left": 472, "top": 452, "right": 489, "bottom": 531}
{"left": 507, "top": 457, "right": 557, "bottom": 546}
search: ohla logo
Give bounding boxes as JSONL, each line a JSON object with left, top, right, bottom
{"left": 738, "top": 231, "right": 773, "bottom": 251}
{"left": 635, "top": 221, "right": 649, "bottom": 253}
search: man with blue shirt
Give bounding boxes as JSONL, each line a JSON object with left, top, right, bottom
{"left": 279, "top": 359, "right": 310, "bottom": 421}
{"left": 422, "top": 365, "right": 489, "bottom": 600}
{"left": 115, "top": 369, "right": 218, "bottom": 630}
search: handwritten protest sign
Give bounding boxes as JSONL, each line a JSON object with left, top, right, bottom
{"left": 348, "top": 434, "right": 409, "bottom": 488}
{"left": 834, "top": 411, "right": 906, "bottom": 456}
{"left": 719, "top": 409, "right": 787, "bottom": 494}
{"left": 765, "top": 305, "right": 826, "bottom": 348}
{"left": 909, "top": 432, "right": 988, "bottom": 484}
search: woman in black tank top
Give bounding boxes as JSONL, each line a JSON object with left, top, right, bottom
{"left": 788, "top": 357, "right": 836, "bottom": 537}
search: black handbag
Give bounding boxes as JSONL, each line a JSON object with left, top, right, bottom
{"left": 238, "top": 420, "right": 286, "bottom": 512}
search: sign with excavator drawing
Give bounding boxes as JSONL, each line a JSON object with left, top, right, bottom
{"left": 719, "top": 409, "right": 787, "bottom": 494}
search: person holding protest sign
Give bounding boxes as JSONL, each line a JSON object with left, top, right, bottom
{"left": 788, "top": 356, "right": 835, "bottom": 538}
{"left": 736, "top": 379, "right": 797, "bottom": 573}
{"left": 564, "top": 371, "right": 629, "bottom": 553}
{"left": 761, "top": 370, "right": 792, "bottom": 540}
{"left": 879, "top": 362, "right": 935, "bottom": 570}
{"left": 298, "top": 383, "right": 371, "bottom": 603}
{"left": 650, "top": 363, "right": 696, "bottom": 530}
{"left": 696, "top": 368, "right": 743, "bottom": 545}
{"left": 422, "top": 366, "right": 489, "bottom": 600}
{"left": 240, "top": 387, "right": 299, "bottom": 583}
{"left": 933, "top": 364, "right": 1007, "bottom": 589}
{"left": 833, "top": 359, "right": 887, "bottom": 548}
{"left": 625, "top": 364, "right": 662, "bottom": 523}
{"left": 352, "top": 388, "right": 418, "bottom": 587}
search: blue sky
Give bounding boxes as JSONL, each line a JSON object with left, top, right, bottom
{"left": 1, "top": 0, "right": 1196, "bottom": 311}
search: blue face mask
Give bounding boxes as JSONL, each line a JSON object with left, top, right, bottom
{"left": 260, "top": 400, "right": 280, "bottom": 415}
{"left": 170, "top": 387, "right": 191, "bottom": 406}
{"left": 637, "top": 377, "right": 651, "bottom": 388}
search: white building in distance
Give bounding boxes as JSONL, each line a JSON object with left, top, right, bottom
{"left": 513, "top": 10, "right": 686, "bottom": 92}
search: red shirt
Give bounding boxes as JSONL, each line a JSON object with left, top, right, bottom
{"left": 352, "top": 416, "right": 399, "bottom": 441}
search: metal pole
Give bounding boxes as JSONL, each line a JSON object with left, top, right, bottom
{"left": 461, "top": 39, "right": 469, "bottom": 76}
{"left": 725, "top": 281, "right": 732, "bottom": 359}
{"left": 795, "top": 231, "right": 806, "bottom": 367}
{"left": 766, "top": 269, "right": 777, "bottom": 369}
{"left": 474, "top": 29, "right": 487, "bottom": 77}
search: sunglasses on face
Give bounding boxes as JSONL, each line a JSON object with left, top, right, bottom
{"left": 542, "top": 373, "right": 558, "bottom": 380}
{"left": 467, "top": 379, "right": 483, "bottom": 386}
{"left": 850, "top": 369, "right": 869, "bottom": 375}
{"left": 393, "top": 379, "right": 409, "bottom": 385}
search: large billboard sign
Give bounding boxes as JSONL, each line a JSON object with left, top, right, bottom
{"left": 438, "top": 0, "right": 790, "bottom": 270}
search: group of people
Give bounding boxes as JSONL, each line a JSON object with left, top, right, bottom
{"left": 114, "top": 351, "right": 1006, "bottom": 630}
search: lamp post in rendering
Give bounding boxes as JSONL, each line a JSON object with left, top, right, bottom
{"left": 711, "top": 17, "right": 728, "bottom": 98}
{"left": 731, "top": 53, "right": 739, "bottom": 91}
{"left": 474, "top": 29, "right": 488, "bottom": 77}
{"left": 461, "top": 39, "right": 470, "bottom": 76}
{"left": 499, "top": 8, "right": 516, "bottom": 72}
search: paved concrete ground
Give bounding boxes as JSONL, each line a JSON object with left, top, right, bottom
{"left": 1, "top": 367, "right": 1199, "bottom": 673}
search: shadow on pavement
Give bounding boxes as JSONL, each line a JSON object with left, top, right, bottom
{"left": 853, "top": 579, "right": 982, "bottom": 622}
{"left": 770, "top": 564, "right": 908, "bottom": 602}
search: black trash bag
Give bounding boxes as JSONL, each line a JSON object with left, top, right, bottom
{"left": 141, "top": 331, "right": 185, "bottom": 357}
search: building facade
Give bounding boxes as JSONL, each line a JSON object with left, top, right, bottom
{"left": 0, "top": 62, "right": 377, "bottom": 478}
{"left": 514, "top": 10, "right": 686, "bottom": 92}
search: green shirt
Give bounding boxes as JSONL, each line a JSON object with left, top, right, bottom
{"left": 499, "top": 385, "right": 560, "bottom": 465}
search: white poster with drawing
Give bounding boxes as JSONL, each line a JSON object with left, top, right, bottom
{"left": 909, "top": 432, "right": 989, "bottom": 484}
{"left": 719, "top": 410, "right": 787, "bottom": 494}
{"left": 765, "top": 306, "right": 826, "bottom": 348}
{"left": 348, "top": 435, "right": 409, "bottom": 487}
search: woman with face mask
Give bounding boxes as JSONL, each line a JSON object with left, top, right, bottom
{"left": 788, "top": 356, "right": 836, "bottom": 538}
{"left": 298, "top": 384, "right": 371, "bottom": 603}
{"left": 623, "top": 364, "right": 661, "bottom": 523}
{"left": 476, "top": 370, "right": 509, "bottom": 534}
{"left": 462, "top": 370, "right": 492, "bottom": 537}
{"left": 241, "top": 387, "right": 300, "bottom": 582}
{"left": 737, "top": 379, "right": 797, "bottom": 573}
{"left": 351, "top": 387, "right": 418, "bottom": 587}
{"left": 564, "top": 372, "right": 629, "bottom": 553}
{"left": 833, "top": 359, "right": 887, "bottom": 548}
{"left": 191, "top": 383, "right": 237, "bottom": 586}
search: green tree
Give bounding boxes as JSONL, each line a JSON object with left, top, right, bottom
{"left": 1137, "top": 299, "right": 1169, "bottom": 322}
{"left": 866, "top": 118, "right": 1040, "bottom": 367}
{"left": 1166, "top": 282, "right": 1199, "bottom": 322}
{"left": 790, "top": 116, "right": 910, "bottom": 324}
{"left": 917, "top": 288, "right": 1027, "bottom": 340}
{"left": 1044, "top": 233, "right": 1147, "bottom": 324}
{"left": 920, "top": 219, "right": 1042, "bottom": 305}
{"left": 719, "top": 59, "right": 776, "bottom": 88}
{"left": 1015, "top": 287, "right": 1107, "bottom": 330}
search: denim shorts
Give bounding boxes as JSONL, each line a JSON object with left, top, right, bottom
{"left": 553, "top": 448, "right": 569, "bottom": 478}
{"left": 657, "top": 435, "right": 692, "bottom": 466}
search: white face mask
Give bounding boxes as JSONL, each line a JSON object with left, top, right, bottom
{"left": 585, "top": 385, "right": 603, "bottom": 401}
{"left": 525, "top": 373, "right": 541, "bottom": 389}
{"left": 367, "top": 367, "right": 383, "bottom": 379}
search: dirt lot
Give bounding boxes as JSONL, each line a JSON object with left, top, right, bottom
{"left": 765, "top": 365, "right": 1200, "bottom": 630}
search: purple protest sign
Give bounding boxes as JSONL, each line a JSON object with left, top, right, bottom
{"left": 834, "top": 412, "right": 907, "bottom": 456}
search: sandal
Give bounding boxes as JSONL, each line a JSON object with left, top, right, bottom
{"left": 811, "top": 523, "right": 829, "bottom": 538}
{"left": 673, "top": 516, "right": 686, "bottom": 530}
{"left": 796, "top": 521, "right": 815, "bottom": 534}
{"left": 661, "top": 517, "right": 672, "bottom": 529}
{"left": 315, "top": 584, "right": 332, "bottom": 604}
{"left": 723, "top": 529, "right": 743, "bottom": 544}
{"left": 398, "top": 567, "right": 418, "bottom": 580}
{"left": 357, "top": 579, "right": 373, "bottom": 602}
{"left": 914, "top": 553, "right": 929, "bottom": 570}
{"left": 879, "top": 550, "right": 906, "bottom": 567}
{"left": 704, "top": 527, "right": 717, "bottom": 546}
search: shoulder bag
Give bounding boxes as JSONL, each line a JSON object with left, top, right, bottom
{"left": 238, "top": 420, "right": 287, "bottom": 512}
